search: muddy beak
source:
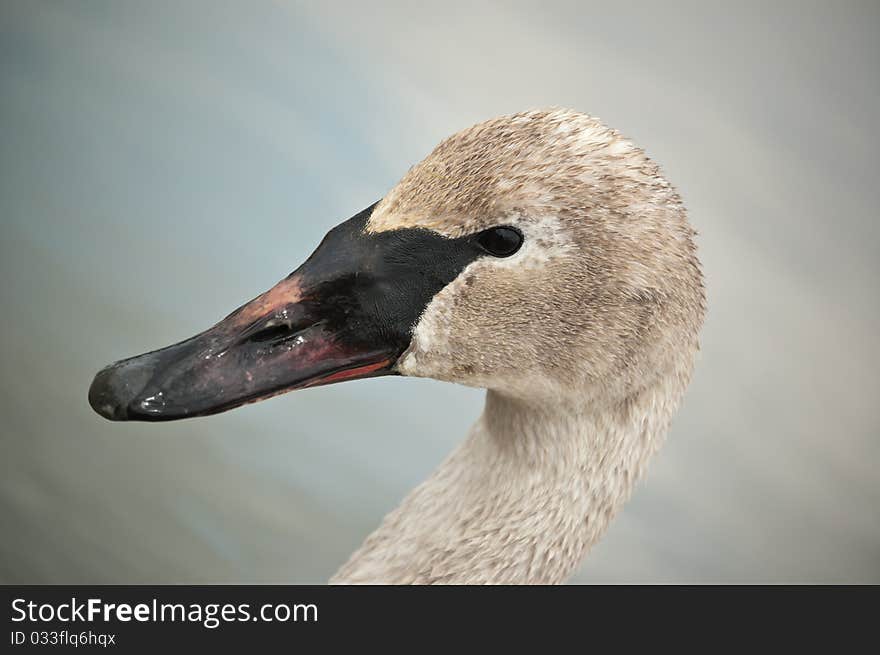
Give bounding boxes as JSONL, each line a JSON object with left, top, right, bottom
{"left": 88, "top": 204, "right": 411, "bottom": 421}
{"left": 87, "top": 270, "right": 396, "bottom": 421}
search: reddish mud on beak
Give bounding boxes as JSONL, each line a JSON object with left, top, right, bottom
{"left": 88, "top": 202, "right": 490, "bottom": 422}
{"left": 87, "top": 273, "right": 394, "bottom": 421}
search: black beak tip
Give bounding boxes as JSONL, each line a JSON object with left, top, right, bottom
{"left": 89, "top": 355, "right": 160, "bottom": 422}
{"left": 88, "top": 365, "right": 131, "bottom": 421}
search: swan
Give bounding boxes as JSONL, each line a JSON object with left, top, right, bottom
{"left": 88, "top": 108, "right": 706, "bottom": 584}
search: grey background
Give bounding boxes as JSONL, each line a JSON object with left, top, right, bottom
{"left": 2, "top": 0, "right": 878, "bottom": 583}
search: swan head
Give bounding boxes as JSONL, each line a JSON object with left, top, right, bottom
{"left": 89, "top": 109, "right": 704, "bottom": 421}
{"left": 373, "top": 109, "right": 705, "bottom": 404}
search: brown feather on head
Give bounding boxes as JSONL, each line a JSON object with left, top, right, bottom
{"left": 379, "top": 109, "right": 706, "bottom": 405}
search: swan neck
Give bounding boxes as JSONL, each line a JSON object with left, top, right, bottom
{"left": 332, "top": 382, "right": 679, "bottom": 584}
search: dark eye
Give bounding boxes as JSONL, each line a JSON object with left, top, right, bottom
{"left": 476, "top": 226, "right": 523, "bottom": 257}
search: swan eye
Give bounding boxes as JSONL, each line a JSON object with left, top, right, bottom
{"left": 475, "top": 226, "right": 523, "bottom": 257}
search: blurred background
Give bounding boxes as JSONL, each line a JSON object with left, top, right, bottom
{"left": 1, "top": 0, "right": 878, "bottom": 583}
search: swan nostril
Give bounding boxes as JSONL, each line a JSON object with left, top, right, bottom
{"left": 245, "top": 323, "right": 297, "bottom": 343}
{"left": 240, "top": 316, "right": 316, "bottom": 345}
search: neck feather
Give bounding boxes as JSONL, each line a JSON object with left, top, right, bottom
{"left": 331, "top": 377, "right": 683, "bottom": 584}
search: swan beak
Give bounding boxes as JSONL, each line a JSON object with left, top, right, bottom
{"left": 88, "top": 206, "right": 407, "bottom": 422}
{"left": 87, "top": 274, "right": 395, "bottom": 421}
